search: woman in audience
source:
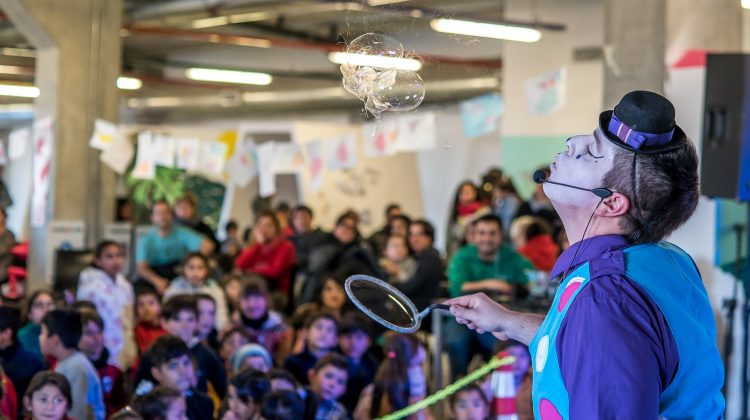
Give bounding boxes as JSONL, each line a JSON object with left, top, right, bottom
{"left": 76, "top": 240, "right": 136, "bottom": 369}
{"left": 235, "top": 212, "right": 296, "bottom": 310}
{"left": 446, "top": 181, "right": 490, "bottom": 259}
{"left": 18, "top": 290, "right": 56, "bottom": 364}
{"left": 229, "top": 280, "right": 292, "bottom": 365}
{"left": 379, "top": 235, "right": 417, "bottom": 285}
{"left": 164, "top": 252, "right": 229, "bottom": 330}
{"left": 23, "top": 372, "right": 72, "bottom": 420}
{"left": 354, "top": 332, "right": 428, "bottom": 420}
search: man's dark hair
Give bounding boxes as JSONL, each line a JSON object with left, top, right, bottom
{"left": 132, "top": 386, "right": 182, "bottom": 420}
{"left": 148, "top": 334, "right": 191, "bottom": 367}
{"left": 0, "top": 306, "right": 21, "bottom": 340}
{"left": 230, "top": 368, "right": 271, "bottom": 405}
{"left": 293, "top": 205, "right": 313, "bottom": 218}
{"left": 261, "top": 390, "right": 305, "bottom": 420}
{"left": 409, "top": 219, "right": 435, "bottom": 243}
{"left": 335, "top": 212, "right": 357, "bottom": 227}
{"left": 385, "top": 203, "right": 401, "bottom": 216}
{"left": 161, "top": 295, "right": 198, "bottom": 320}
{"left": 312, "top": 353, "right": 348, "bottom": 373}
{"left": 80, "top": 308, "right": 104, "bottom": 331}
{"left": 601, "top": 133, "right": 700, "bottom": 244}
{"left": 475, "top": 213, "right": 504, "bottom": 232}
{"left": 225, "top": 220, "right": 238, "bottom": 232}
{"left": 41, "top": 309, "right": 82, "bottom": 349}
{"left": 275, "top": 202, "right": 291, "bottom": 213}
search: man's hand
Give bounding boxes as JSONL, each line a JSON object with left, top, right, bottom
{"left": 444, "top": 293, "right": 512, "bottom": 338}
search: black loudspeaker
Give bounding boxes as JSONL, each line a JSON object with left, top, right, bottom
{"left": 701, "top": 54, "right": 750, "bottom": 201}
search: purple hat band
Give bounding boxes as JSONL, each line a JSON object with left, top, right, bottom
{"left": 607, "top": 114, "right": 675, "bottom": 150}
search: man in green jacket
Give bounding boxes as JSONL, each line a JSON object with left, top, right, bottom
{"left": 445, "top": 213, "right": 534, "bottom": 379}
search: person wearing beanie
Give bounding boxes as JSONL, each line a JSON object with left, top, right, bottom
{"left": 231, "top": 343, "right": 273, "bottom": 374}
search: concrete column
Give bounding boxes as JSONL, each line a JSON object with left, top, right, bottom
{"left": 1, "top": 0, "right": 121, "bottom": 290}
{"left": 603, "top": 0, "right": 666, "bottom": 108}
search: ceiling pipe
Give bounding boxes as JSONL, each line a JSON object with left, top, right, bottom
{"left": 125, "top": 26, "right": 503, "bottom": 69}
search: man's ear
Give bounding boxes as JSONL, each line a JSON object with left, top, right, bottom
{"left": 597, "top": 192, "right": 630, "bottom": 218}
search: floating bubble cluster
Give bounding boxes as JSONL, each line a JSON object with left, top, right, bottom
{"left": 339, "top": 33, "right": 425, "bottom": 118}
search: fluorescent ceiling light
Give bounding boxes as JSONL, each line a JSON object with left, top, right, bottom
{"left": 185, "top": 68, "right": 273, "bottom": 85}
{"left": 430, "top": 18, "right": 541, "bottom": 43}
{"left": 743, "top": 0, "right": 750, "bottom": 9}
{"left": 0, "top": 84, "right": 39, "bottom": 98}
{"left": 117, "top": 76, "right": 143, "bottom": 90}
{"left": 328, "top": 52, "right": 422, "bottom": 71}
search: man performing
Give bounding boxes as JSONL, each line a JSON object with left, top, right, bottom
{"left": 446, "top": 91, "right": 725, "bottom": 419}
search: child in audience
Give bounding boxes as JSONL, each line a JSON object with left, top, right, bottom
{"left": 230, "top": 343, "right": 273, "bottom": 374}
{"left": 77, "top": 240, "right": 136, "bottom": 369}
{"left": 226, "top": 368, "right": 271, "bottom": 420}
{"left": 308, "top": 354, "right": 348, "bottom": 420}
{"left": 23, "top": 372, "right": 72, "bottom": 420}
{"left": 450, "top": 384, "right": 490, "bottom": 420}
{"left": 132, "top": 386, "right": 188, "bottom": 420}
{"left": 379, "top": 235, "right": 417, "bottom": 284}
{"left": 232, "top": 280, "right": 292, "bottom": 365}
{"left": 152, "top": 295, "right": 228, "bottom": 399}
{"left": 220, "top": 328, "right": 250, "bottom": 374}
{"left": 283, "top": 312, "right": 338, "bottom": 386}
{"left": 78, "top": 309, "right": 127, "bottom": 417}
{"left": 195, "top": 294, "right": 221, "bottom": 354}
{"left": 338, "top": 313, "right": 378, "bottom": 413}
{"left": 145, "top": 335, "right": 213, "bottom": 419}
{"left": 509, "top": 216, "right": 559, "bottom": 273}
{"left": 0, "top": 305, "right": 45, "bottom": 404}
{"left": 291, "top": 274, "right": 347, "bottom": 354}
{"left": 40, "top": 309, "right": 106, "bottom": 420}
{"left": 354, "top": 332, "right": 427, "bottom": 420}
{"left": 260, "top": 390, "right": 305, "bottom": 420}
{"left": 18, "top": 290, "right": 56, "bottom": 364}
{"left": 164, "top": 253, "right": 229, "bottom": 330}
{"left": 134, "top": 283, "right": 166, "bottom": 354}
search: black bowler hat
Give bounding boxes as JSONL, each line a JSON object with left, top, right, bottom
{"left": 598, "top": 90, "right": 688, "bottom": 154}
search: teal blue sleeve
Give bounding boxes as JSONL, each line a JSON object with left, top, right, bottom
{"left": 178, "top": 226, "right": 205, "bottom": 251}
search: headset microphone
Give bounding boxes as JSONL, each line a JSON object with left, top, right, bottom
{"left": 532, "top": 169, "right": 613, "bottom": 199}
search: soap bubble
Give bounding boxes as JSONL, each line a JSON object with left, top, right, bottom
{"left": 371, "top": 70, "right": 425, "bottom": 112}
{"left": 346, "top": 33, "right": 404, "bottom": 59}
{"left": 339, "top": 33, "right": 425, "bottom": 119}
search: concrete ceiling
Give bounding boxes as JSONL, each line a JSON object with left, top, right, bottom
{"left": 0, "top": 0, "right": 569, "bottom": 122}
